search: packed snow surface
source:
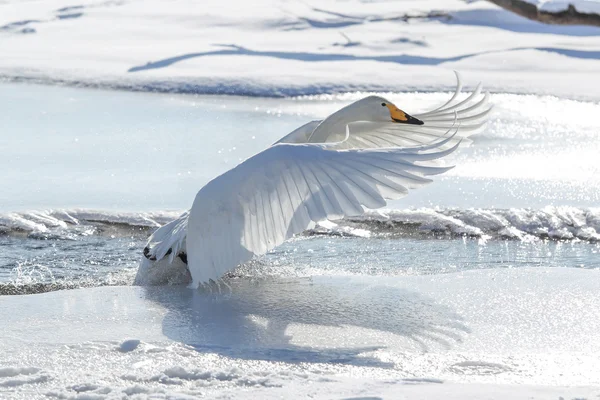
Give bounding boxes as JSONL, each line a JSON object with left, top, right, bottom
{"left": 2, "top": 0, "right": 600, "bottom": 99}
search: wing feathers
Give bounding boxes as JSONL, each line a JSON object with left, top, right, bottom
{"left": 186, "top": 139, "right": 459, "bottom": 286}
{"left": 306, "top": 163, "right": 345, "bottom": 220}
{"left": 421, "top": 92, "right": 490, "bottom": 120}
{"left": 334, "top": 77, "right": 489, "bottom": 151}
{"left": 318, "top": 164, "right": 365, "bottom": 216}
{"left": 143, "top": 74, "right": 488, "bottom": 287}
{"left": 418, "top": 83, "right": 483, "bottom": 118}
{"left": 423, "top": 71, "right": 464, "bottom": 115}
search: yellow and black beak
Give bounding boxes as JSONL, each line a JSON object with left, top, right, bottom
{"left": 384, "top": 103, "right": 424, "bottom": 125}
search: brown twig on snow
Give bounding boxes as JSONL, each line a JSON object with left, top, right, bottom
{"left": 486, "top": 0, "right": 600, "bottom": 27}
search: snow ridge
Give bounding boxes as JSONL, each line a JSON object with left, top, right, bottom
{"left": 1, "top": 207, "right": 599, "bottom": 242}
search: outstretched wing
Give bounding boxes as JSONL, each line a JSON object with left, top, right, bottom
{"left": 186, "top": 134, "right": 459, "bottom": 287}
{"left": 276, "top": 72, "right": 490, "bottom": 150}
{"left": 142, "top": 74, "right": 488, "bottom": 269}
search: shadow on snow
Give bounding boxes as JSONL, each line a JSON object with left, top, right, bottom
{"left": 127, "top": 44, "right": 475, "bottom": 72}
{"left": 127, "top": 43, "right": 600, "bottom": 74}
{"left": 143, "top": 276, "right": 469, "bottom": 369}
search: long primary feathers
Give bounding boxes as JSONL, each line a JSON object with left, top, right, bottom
{"left": 138, "top": 74, "right": 490, "bottom": 285}
{"left": 186, "top": 134, "right": 459, "bottom": 287}
{"left": 276, "top": 72, "right": 490, "bottom": 149}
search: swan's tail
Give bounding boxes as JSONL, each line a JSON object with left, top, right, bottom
{"left": 142, "top": 210, "right": 188, "bottom": 262}
{"left": 133, "top": 211, "right": 190, "bottom": 285}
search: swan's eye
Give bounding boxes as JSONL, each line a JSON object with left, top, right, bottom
{"left": 381, "top": 103, "right": 386, "bottom": 107}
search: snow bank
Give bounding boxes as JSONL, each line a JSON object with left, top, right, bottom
{"left": 0, "top": 209, "right": 181, "bottom": 237}
{"left": 353, "top": 206, "right": 600, "bottom": 241}
{"left": 2, "top": 207, "right": 598, "bottom": 241}
{"left": 1, "top": 0, "right": 600, "bottom": 99}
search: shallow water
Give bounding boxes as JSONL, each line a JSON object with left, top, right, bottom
{"left": 3, "top": 226, "right": 598, "bottom": 294}
{"left": 1, "top": 83, "right": 599, "bottom": 291}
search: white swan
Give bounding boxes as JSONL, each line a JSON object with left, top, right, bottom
{"left": 135, "top": 73, "right": 491, "bottom": 286}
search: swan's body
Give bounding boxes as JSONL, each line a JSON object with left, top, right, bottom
{"left": 135, "top": 74, "right": 490, "bottom": 286}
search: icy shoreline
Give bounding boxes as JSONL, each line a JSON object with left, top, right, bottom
{"left": 2, "top": 206, "right": 599, "bottom": 242}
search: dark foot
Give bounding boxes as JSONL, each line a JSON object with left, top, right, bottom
{"left": 178, "top": 252, "right": 188, "bottom": 264}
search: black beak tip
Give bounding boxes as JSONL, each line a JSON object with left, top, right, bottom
{"left": 393, "top": 114, "right": 424, "bottom": 125}
{"left": 407, "top": 115, "right": 424, "bottom": 125}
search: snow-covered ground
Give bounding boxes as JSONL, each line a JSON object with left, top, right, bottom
{"left": 2, "top": 0, "right": 600, "bottom": 99}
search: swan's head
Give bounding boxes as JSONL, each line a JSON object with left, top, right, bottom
{"left": 349, "top": 96, "right": 424, "bottom": 125}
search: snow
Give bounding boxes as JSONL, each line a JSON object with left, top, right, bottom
{"left": 2, "top": 268, "right": 600, "bottom": 399}
{"left": 524, "top": 0, "right": 600, "bottom": 14}
{"left": 2, "top": 1, "right": 600, "bottom": 398}
{"left": 2, "top": 206, "right": 599, "bottom": 242}
{"left": 1, "top": 0, "right": 600, "bottom": 99}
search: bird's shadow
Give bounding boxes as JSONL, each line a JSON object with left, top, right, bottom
{"left": 143, "top": 276, "right": 469, "bottom": 369}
